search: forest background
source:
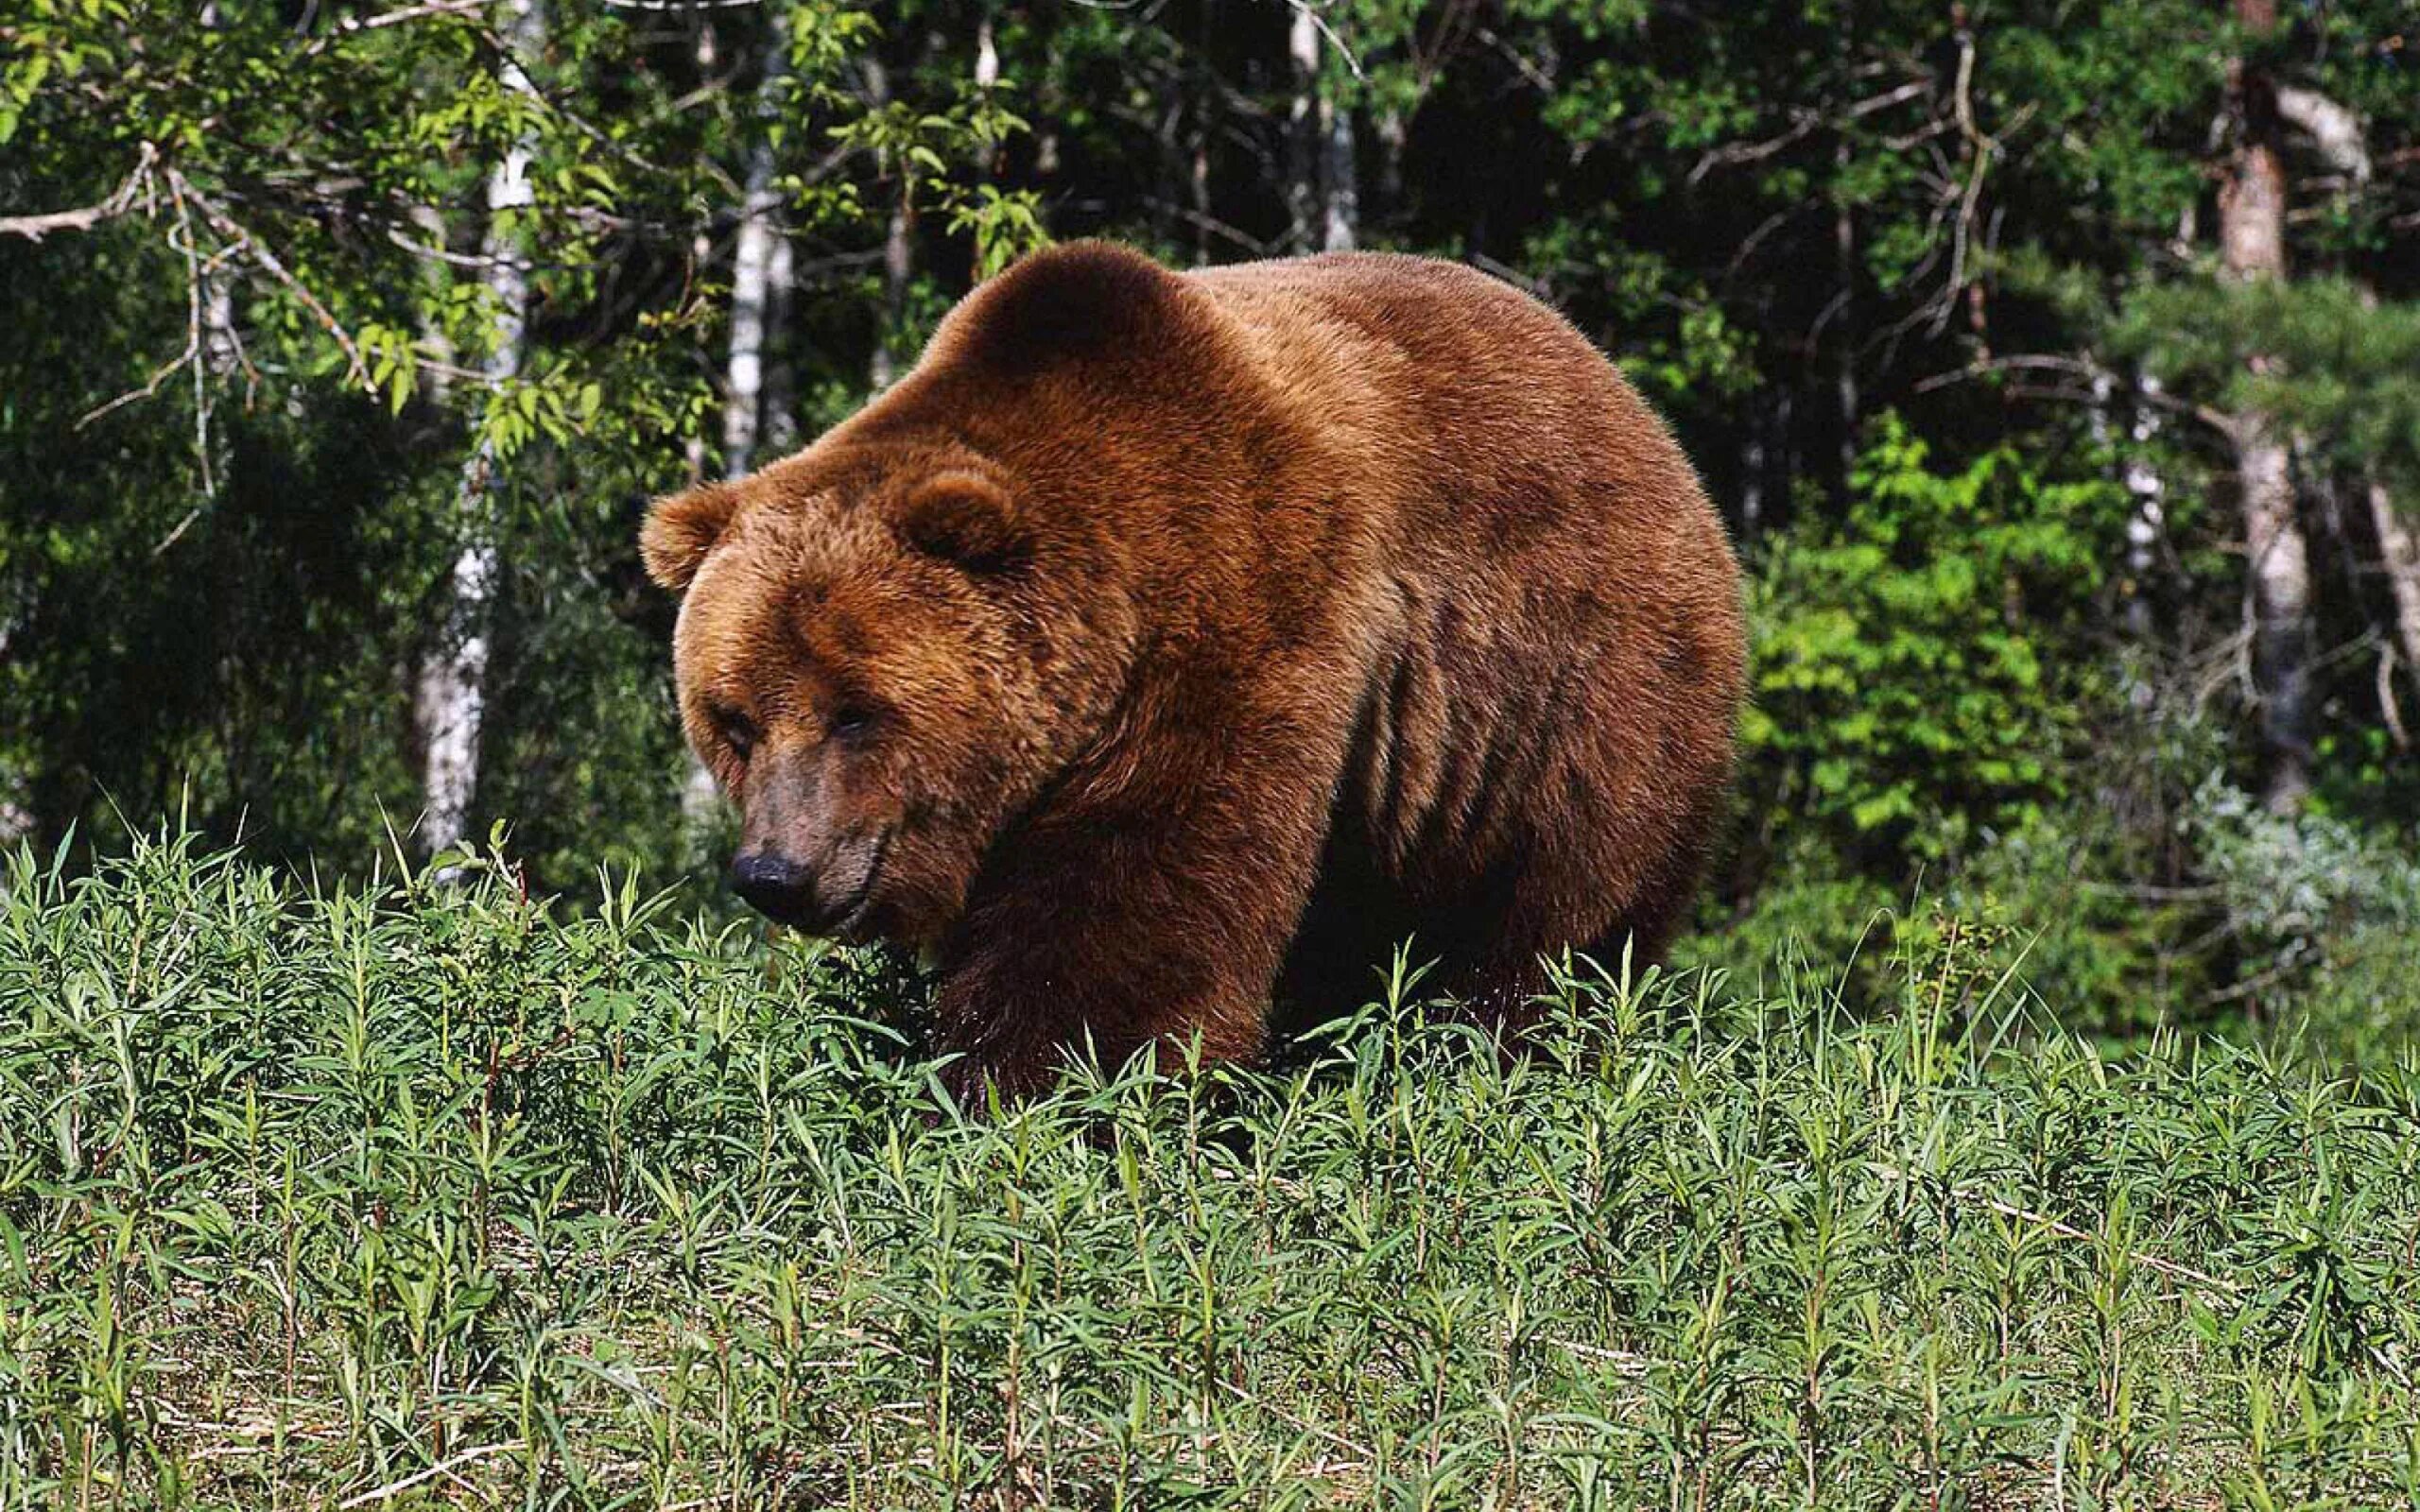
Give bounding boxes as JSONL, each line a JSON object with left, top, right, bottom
{"left": 5, "top": 0, "right": 2418, "bottom": 1054}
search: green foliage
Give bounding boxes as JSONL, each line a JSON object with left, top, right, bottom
{"left": 1745, "top": 416, "right": 2125, "bottom": 857}
{"left": 2118, "top": 276, "right": 2420, "bottom": 487}
{"left": 4, "top": 0, "right": 2420, "bottom": 1045}
{"left": 6, "top": 837, "right": 2420, "bottom": 1505}
{"left": 2188, "top": 779, "right": 2420, "bottom": 1064}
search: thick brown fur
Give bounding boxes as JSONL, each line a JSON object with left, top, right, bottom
{"left": 642, "top": 242, "right": 1746, "bottom": 1102}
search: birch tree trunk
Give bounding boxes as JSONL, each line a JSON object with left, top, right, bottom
{"left": 2094, "top": 369, "right": 2169, "bottom": 640}
{"left": 2219, "top": 0, "right": 2312, "bottom": 814}
{"left": 2121, "top": 380, "right": 2169, "bottom": 641}
{"left": 761, "top": 227, "right": 798, "bottom": 455}
{"left": 2267, "top": 89, "right": 2420, "bottom": 730}
{"left": 1832, "top": 146, "right": 1858, "bottom": 489}
{"left": 865, "top": 54, "right": 912, "bottom": 391}
{"left": 2370, "top": 478, "right": 2420, "bottom": 715}
{"left": 719, "top": 16, "right": 790, "bottom": 480}
{"left": 1286, "top": 6, "right": 1357, "bottom": 252}
{"left": 1184, "top": 0, "right": 1215, "bottom": 266}
{"left": 1320, "top": 75, "right": 1357, "bottom": 251}
{"left": 416, "top": 0, "right": 541, "bottom": 858}
{"left": 1286, "top": 9, "right": 1318, "bottom": 251}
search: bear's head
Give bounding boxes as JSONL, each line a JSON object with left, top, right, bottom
{"left": 641, "top": 439, "right": 1116, "bottom": 947}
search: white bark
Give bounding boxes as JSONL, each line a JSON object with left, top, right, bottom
{"left": 193, "top": 269, "right": 237, "bottom": 505}
{"left": 2276, "top": 84, "right": 2371, "bottom": 187}
{"left": 1287, "top": 8, "right": 1318, "bottom": 251}
{"left": 1321, "top": 80, "right": 1357, "bottom": 251}
{"left": 2371, "top": 478, "right": 2420, "bottom": 694}
{"left": 865, "top": 55, "right": 911, "bottom": 391}
{"left": 2231, "top": 410, "right": 2311, "bottom": 811}
{"left": 2273, "top": 94, "right": 2418, "bottom": 728}
{"left": 2220, "top": 5, "right": 2311, "bottom": 814}
{"left": 418, "top": 0, "right": 541, "bottom": 857}
{"left": 2097, "top": 370, "right": 2169, "bottom": 640}
{"left": 762, "top": 228, "right": 798, "bottom": 454}
{"left": 1286, "top": 5, "right": 1357, "bottom": 252}
{"left": 719, "top": 12, "right": 789, "bottom": 480}
{"left": 2121, "top": 387, "right": 2168, "bottom": 641}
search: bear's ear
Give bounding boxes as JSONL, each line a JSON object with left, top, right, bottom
{"left": 895, "top": 473, "right": 1030, "bottom": 577}
{"left": 946, "top": 241, "right": 1182, "bottom": 378}
{"left": 640, "top": 481, "right": 744, "bottom": 592}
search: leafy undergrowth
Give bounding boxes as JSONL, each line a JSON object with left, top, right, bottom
{"left": 3, "top": 838, "right": 2418, "bottom": 1510}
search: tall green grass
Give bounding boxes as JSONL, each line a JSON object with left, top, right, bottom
{"left": 3, "top": 834, "right": 2417, "bottom": 1508}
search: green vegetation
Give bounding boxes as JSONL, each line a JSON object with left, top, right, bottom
{"left": 8, "top": 8, "right": 2420, "bottom": 1500}
{"left": 6, "top": 0, "right": 2420, "bottom": 1044}
{"left": 7, "top": 835, "right": 2419, "bottom": 1508}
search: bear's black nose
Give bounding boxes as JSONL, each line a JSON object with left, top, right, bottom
{"left": 730, "top": 850, "right": 815, "bottom": 920}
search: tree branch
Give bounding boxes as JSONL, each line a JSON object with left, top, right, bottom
{"left": 166, "top": 167, "right": 374, "bottom": 395}
{"left": 1916, "top": 353, "right": 2235, "bottom": 432}
{"left": 2275, "top": 84, "right": 2370, "bottom": 185}
{"left": 0, "top": 143, "right": 157, "bottom": 241}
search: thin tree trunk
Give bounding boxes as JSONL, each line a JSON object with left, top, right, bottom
{"left": 2370, "top": 478, "right": 2420, "bottom": 707}
{"left": 2265, "top": 85, "right": 2417, "bottom": 737}
{"left": 2220, "top": 0, "right": 2311, "bottom": 813}
{"left": 417, "top": 0, "right": 541, "bottom": 858}
{"left": 1187, "top": 0, "right": 1215, "bottom": 266}
{"left": 1739, "top": 394, "right": 1766, "bottom": 541}
{"left": 1320, "top": 75, "right": 1357, "bottom": 251}
{"left": 1374, "top": 107, "right": 1406, "bottom": 219}
{"left": 2094, "top": 368, "right": 2169, "bottom": 640}
{"left": 865, "top": 55, "right": 913, "bottom": 391}
{"left": 1287, "top": 7, "right": 1364, "bottom": 253}
{"left": 762, "top": 231, "right": 798, "bottom": 454}
{"left": 1286, "top": 6, "right": 1356, "bottom": 252}
{"left": 720, "top": 15, "right": 788, "bottom": 480}
{"left": 1287, "top": 8, "right": 1320, "bottom": 252}
{"left": 2122, "top": 378, "right": 2169, "bottom": 641}
{"left": 975, "top": 12, "right": 997, "bottom": 89}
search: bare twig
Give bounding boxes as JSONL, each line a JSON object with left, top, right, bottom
{"left": 2377, "top": 643, "right": 2410, "bottom": 748}
{"left": 335, "top": 1441, "right": 525, "bottom": 1507}
{"left": 1686, "top": 79, "right": 1929, "bottom": 187}
{"left": 167, "top": 167, "right": 374, "bottom": 395}
{"left": 175, "top": 176, "right": 218, "bottom": 503}
{"left": 340, "top": 0, "right": 486, "bottom": 30}
{"left": 1280, "top": 0, "right": 1366, "bottom": 82}
{"left": 76, "top": 350, "right": 197, "bottom": 430}
{"left": 1471, "top": 26, "right": 1555, "bottom": 95}
{"left": 2276, "top": 84, "right": 2372, "bottom": 186}
{"left": 1916, "top": 353, "right": 2235, "bottom": 431}
{"left": 0, "top": 142, "right": 158, "bottom": 241}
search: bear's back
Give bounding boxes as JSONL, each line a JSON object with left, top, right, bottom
{"left": 1184, "top": 252, "right": 1724, "bottom": 600}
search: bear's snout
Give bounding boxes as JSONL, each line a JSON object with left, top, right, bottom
{"left": 728, "top": 828, "right": 890, "bottom": 937}
{"left": 729, "top": 850, "right": 816, "bottom": 920}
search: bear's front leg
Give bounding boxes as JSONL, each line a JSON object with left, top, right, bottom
{"left": 925, "top": 752, "right": 1338, "bottom": 1107}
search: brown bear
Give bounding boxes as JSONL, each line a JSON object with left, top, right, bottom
{"left": 642, "top": 241, "right": 1744, "bottom": 1101}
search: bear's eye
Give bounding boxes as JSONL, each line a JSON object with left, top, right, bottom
{"left": 827, "top": 703, "right": 879, "bottom": 742}
{"left": 709, "top": 705, "right": 760, "bottom": 759}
